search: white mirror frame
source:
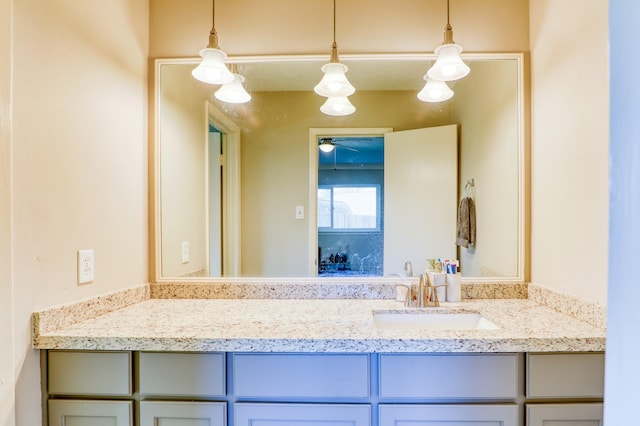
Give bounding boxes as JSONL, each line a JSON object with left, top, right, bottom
{"left": 151, "top": 53, "right": 528, "bottom": 284}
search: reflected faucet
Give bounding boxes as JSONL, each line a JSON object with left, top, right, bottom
{"left": 404, "top": 261, "right": 413, "bottom": 277}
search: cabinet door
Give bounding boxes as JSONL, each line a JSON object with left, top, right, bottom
{"left": 234, "top": 403, "right": 370, "bottom": 426}
{"left": 379, "top": 404, "right": 518, "bottom": 426}
{"left": 140, "top": 401, "right": 226, "bottom": 426}
{"left": 527, "top": 403, "right": 603, "bottom": 426}
{"left": 48, "top": 400, "right": 132, "bottom": 426}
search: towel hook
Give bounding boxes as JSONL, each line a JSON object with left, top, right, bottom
{"left": 464, "top": 178, "right": 475, "bottom": 198}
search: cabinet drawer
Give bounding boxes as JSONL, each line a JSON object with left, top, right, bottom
{"left": 139, "top": 352, "right": 225, "bottom": 397}
{"left": 235, "top": 403, "right": 370, "bottom": 426}
{"left": 379, "top": 353, "right": 519, "bottom": 400}
{"left": 140, "top": 401, "right": 226, "bottom": 426}
{"left": 48, "top": 350, "right": 132, "bottom": 396}
{"left": 234, "top": 353, "right": 370, "bottom": 399}
{"left": 526, "top": 353, "right": 605, "bottom": 398}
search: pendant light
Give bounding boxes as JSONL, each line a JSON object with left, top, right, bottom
{"left": 427, "top": 0, "right": 470, "bottom": 82}
{"left": 214, "top": 64, "right": 251, "bottom": 104}
{"left": 417, "top": 77, "right": 454, "bottom": 103}
{"left": 314, "top": 0, "right": 356, "bottom": 113}
{"left": 192, "top": 0, "right": 234, "bottom": 85}
{"left": 320, "top": 96, "right": 356, "bottom": 116}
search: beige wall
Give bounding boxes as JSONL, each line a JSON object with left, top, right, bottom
{"left": 7, "top": 0, "right": 149, "bottom": 424}
{"left": 0, "top": 0, "right": 16, "bottom": 422}
{"left": 452, "top": 60, "right": 520, "bottom": 277}
{"left": 529, "top": 0, "right": 609, "bottom": 303}
{"left": 150, "top": 0, "right": 530, "bottom": 58}
{"left": 160, "top": 65, "right": 208, "bottom": 277}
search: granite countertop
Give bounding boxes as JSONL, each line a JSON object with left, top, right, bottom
{"left": 33, "top": 297, "right": 606, "bottom": 353}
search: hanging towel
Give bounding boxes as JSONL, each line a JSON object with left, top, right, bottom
{"left": 456, "top": 196, "right": 476, "bottom": 248}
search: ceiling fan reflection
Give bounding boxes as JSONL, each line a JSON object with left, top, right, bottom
{"left": 318, "top": 137, "right": 359, "bottom": 153}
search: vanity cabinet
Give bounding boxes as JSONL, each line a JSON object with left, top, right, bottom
{"left": 47, "top": 351, "right": 134, "bottom": 426}
{"left": 232, "top": 354, "right": 371, "bottom": 426}
{"left": 42, "top": 350, "right": 604, "bottom": 426}
{"left": 138, "top": 352, "right": 227, "bottom": 426}
{"left": 525, "top": 353, "right": 605, "bottom": 426}
{"left": 378, "top": 354, "right": 520, "bottom": 426}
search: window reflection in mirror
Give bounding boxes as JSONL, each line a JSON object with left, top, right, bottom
{"left": 317, "top": 137, "right": 384, "bottom": 276}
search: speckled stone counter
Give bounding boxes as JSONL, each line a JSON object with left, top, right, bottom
{"left": 33, "top": 298, "right": 605, "bottom": 353}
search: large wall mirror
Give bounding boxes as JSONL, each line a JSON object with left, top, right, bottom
{"left": 152, "top": 53, "right": 527, "bottom": 283}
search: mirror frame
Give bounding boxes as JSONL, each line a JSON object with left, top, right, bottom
{"left": 151, "top": 53, "right": 529, "bottom": 284}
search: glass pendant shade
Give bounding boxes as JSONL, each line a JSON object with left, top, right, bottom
{"left": 192, "top": 48, "right": 234, "bottom": 85}
{"left": 417, "top": 78, "right": 454, "bottom": 102}
{"left": 427, "top": 44, "right": 470, "bottom": 82}
{"left": 320, "top": 96, "right": 356, "bottom": 116}
{"left": 214, "top": 74, "right": 251, "bottom": 104}
{"left": 314, "top": 63, "right": 356, "bottom": 97}
{"left": 319, "top": 141, "right": 335, "bottom": 153}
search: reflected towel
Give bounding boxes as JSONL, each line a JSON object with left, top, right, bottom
{"left": 456, "top": 197, "right": 476, "bottom": 248}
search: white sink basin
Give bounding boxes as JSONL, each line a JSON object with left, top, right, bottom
{"left": 372, "top": 310, "right": 499, "bottom": 331}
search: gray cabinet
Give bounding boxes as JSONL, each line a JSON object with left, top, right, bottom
{"left": 235, "top": 403, "right": 371, "bottom": 426}
{"left": 48, "top": 400, "right": 132, "bottom": 426}
{"left": 379, "top": 404, "right": 519, "bottom": 426}
{"left": 42, "top": 350, "right": 604, "bottom": 426}
{"left": 526, "top": 353, "right": 604, "bottom": 426}
{"left": 527, "top": 403, "right": 603, "bottom": 426}
{"left": 47, "top": 351, "right": 133, "bottom": 426}
{"left": 140, "top": 401, "right": 226, "bottom": 426}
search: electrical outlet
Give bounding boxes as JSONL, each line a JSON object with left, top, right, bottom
{"left": 182, "top": 241, "right": 190, "bottom": 264}
{"left": 77, "top": 249, "right": 94, "bottom": 284}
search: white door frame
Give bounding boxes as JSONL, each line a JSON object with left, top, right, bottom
{"left": 307, "top": 127, "right": 393, "bottom": 276}
{"left": 207, "top": 101, "right": 241, "bottom": 276}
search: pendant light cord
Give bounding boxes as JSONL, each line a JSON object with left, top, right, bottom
{"left": 333, "top": 0, "right": 336, "bottom": 44}
{"left": 208, "top": 0, "right": 220, "bottom": 48}
{"left": 446, "top": 0, "right": 450, "bottom": 27}
{"left": 329, "top": 0, "right": 339, "bottom": 63}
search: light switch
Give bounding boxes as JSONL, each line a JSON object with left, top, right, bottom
{"left": 295, "top": 205, "right": 304, "bottom": 220}
{"left": 182, "top": 241, "right": 190, "bottom": 263}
